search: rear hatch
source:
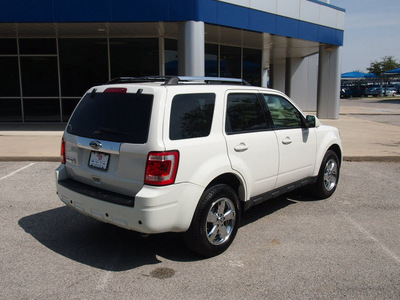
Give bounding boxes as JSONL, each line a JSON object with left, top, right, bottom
{"left": 62, "top": 87, "right": 155, "bottom": 198}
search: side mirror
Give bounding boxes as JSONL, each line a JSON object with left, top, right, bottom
{"left": 306, "top": 115, "right": 320, "bottom": 128}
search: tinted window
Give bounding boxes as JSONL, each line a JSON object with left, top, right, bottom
{"left": 0, "top": 57, "right": 20, "bottom": 96}
{"left": 0, "top": 99, "right": 22, "bottom": 122}
{"left": 170, "top": 93, "right": 215, "bottom": 140}
{"left": 220, "top": 45, "right": 241, "bottom": 79}
{"left": 110, "top": 38, "right": 159, "bottom": 78}
{"left": 165, "top": 39, "right": 178, "bottom": 76}
{"left": 243, "top": 48, "right": 261, "bottom": 86}
{"left": 19, "top": 39, "right": 56, "bottom": 54}
{"left": 59, "top": 39, "right": 108, "bottom": 97}
{"left": 0, "top": 39, "right": 17, "bottom": 54}
{"left": 226, "top": 93, "right": 268, "bottom": 134}
{"left": 67, "top": 92, "right": 153, "bottom": 144}
{"left": 20, "top": 57, "right": 59, "bottom": 97}
{"left": 263, "top": 95, "right": 303, "bottom": 129}
{"left": 23, "top": 99, "right": 60, "bottom": 122}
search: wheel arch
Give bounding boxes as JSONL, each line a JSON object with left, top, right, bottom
{"left": 328, "top": 143, "right": 342, "bottom": 166}
{"left": 205, "top": 173, "right": 246, "bottom": 204}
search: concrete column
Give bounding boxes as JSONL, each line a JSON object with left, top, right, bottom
{"left": 288, "top": 55, "right": 318, "bottom": 112}
{"left": 317, "top": 45, "right": 342, "bottom": 119}
{"left": 271, "top": 58, "right": 286, "bottom": 93}
{"left": 178, "top": 21, "right": 205, "bottom": 76}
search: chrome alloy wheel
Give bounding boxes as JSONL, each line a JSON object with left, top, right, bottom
{"left": 323, "top": 158, "right": 338, "bottom": 191}
{"left": 206, "top": 197, "right": 236, "bottom": 245}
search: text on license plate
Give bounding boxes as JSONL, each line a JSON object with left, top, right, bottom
{"left": 89, "top": 151, "right": 110, "bottom": 170}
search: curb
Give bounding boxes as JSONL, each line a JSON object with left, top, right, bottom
{"left": 343, "top": 156, "right": 400, "bottom": 163}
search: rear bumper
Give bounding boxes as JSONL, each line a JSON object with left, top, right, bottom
{"left": 55, "top": 164, "right": 203, "bottom": 234}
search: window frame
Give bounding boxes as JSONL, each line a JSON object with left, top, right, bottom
{"left": 262, "top": 94, "right": 308, "bottom": 130}
{"left": 225, "top": 92, "right": 272, "bottom": 135}
{"left": 169, "top": 93, "right": 216, "bottom": 141}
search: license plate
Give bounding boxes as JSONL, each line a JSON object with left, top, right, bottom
{"left": 89, "top": 151, "right": 110, "bottom": 170}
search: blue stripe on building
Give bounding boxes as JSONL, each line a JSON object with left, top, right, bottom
{"left": 0, "top": 0, "right": 343, "bottom": 46}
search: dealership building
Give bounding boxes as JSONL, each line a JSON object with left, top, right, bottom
{"left": 0, "top": 0, "right": 345, "bottom": 123}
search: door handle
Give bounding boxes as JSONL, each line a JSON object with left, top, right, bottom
{"left": 234, "top": 143, "right": 248, "bottom": 152}
{"left": 282, "top": 137, "right": 292, "bottom": 145}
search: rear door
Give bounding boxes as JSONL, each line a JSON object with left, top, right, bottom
{"left": 224, "top": 92, "right": 279, "bottom": 198}
{"left": 63, "top": 87, "right": 157, "bottom": 197}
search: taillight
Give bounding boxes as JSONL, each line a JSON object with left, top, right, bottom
{"left": 61, "top": 138, "right": 66, "bottom": 164}
{"left": 144, "top": 151, "right": 179, "bottom": 186}
{"left": 104, "top": 87, "right": 127, "bottom": 93}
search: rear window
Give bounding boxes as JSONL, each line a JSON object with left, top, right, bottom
{"left": 66, "top": 92, "right": 153, "bottom": 144}
{"left": 169, "top": 93, "right": 215, "bottom": 140}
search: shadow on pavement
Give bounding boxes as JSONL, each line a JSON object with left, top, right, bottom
{"left": 19, "top": 197, "right": 295, "bottom": 270}
{"left": 18, "top": 207, "right": 199, "bottom": 271}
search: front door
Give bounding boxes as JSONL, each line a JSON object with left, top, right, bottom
{"left": 262, "top": 94, "right": 317, "bottom": 187}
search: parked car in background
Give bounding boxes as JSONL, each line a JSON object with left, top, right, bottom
{"left": 340, "top": 87, "right": 364, "bottom": 98}
{"left": 383, "top": 87, "right": 397, "bottom": 97}
{"left": 365, "top": 86, "right": 380, "bottom": 97}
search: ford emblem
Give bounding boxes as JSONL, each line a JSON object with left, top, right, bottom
{"left": 89, "top": 140, "right": 102, "bottom": 150}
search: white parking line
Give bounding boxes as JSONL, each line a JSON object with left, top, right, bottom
{"left": 0, "top": 163, "right": 35, "bottom": 181}
{"left": 343, "top": 212, "right": 400, "bottom": 265}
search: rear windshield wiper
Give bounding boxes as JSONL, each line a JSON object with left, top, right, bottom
{"left": 92, "top": 127, "right": 133, "bottom": 137}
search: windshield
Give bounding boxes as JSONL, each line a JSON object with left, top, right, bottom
{"left": 67, "top": 92, "right": 153, "bottom": 144}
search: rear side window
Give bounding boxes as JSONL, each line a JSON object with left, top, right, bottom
{"left": 169, "top": 93, "right": 215, "bottom": 140}
{"left": 226, "top": 93, "right": 269, "bottom": 134}
{"left": 67, "top": 92, "right": 153, "bottom": 143}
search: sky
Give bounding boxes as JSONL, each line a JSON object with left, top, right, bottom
{"left": 330, "top": 0, "right": 400, "bottom": 73}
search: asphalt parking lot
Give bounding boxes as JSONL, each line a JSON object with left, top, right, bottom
{"left": 1, "top": 161, "right": 399, "bottom": 299}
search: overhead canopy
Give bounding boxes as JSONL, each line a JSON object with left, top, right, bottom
{"left": 341, "top": 71, "right": 377, "bottom": 80}
{"left": 383, "top": 68, "right": 400, "bottom": 75}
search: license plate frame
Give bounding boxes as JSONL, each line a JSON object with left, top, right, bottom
{"left": 88, "top": 151, "right": 110, "bottom": 171}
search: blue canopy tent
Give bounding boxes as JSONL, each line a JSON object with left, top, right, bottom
{"left": 341, "top": 72, "right": 378, "bottom": 98}
{"left": 383, "top": 68, "right": 400, "bottom": 75}
{"left": 341, "top": 71, "right": 378, "bottom": 79}
{"left": 341, "top": 71, "right": 367, "bottom": 80}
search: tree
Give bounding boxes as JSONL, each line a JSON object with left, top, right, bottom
{"left": 367, "top": 56, "right": 400, "bottom": 77}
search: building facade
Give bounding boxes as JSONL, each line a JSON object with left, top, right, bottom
{"left": 0, "top": 0, "right": 345, "bottom": 123}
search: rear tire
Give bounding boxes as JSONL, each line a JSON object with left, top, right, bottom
{"left": 184, "top": 184, "right": 241, "bottom": 257}
{"left": 312, "top": 150, "right": 340, "bottom": 199}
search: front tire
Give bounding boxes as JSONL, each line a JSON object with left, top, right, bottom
{"left": 312, "top": 150, "right": 340, "bottom": 199}
{"left": 184, "top": 184, "right": 241, "bottom": 257}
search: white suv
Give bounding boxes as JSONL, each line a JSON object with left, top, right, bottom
{"left": 55, "top": 76, "right": 342, "bottom": 257}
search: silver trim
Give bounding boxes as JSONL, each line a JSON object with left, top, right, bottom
{"left": 77, "top": 136, "right": 120, "bottom": 154}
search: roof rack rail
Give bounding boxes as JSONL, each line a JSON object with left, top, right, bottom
{"left": 106, "top": 76, "right": 251, "bottom": 86}
{"left": 163, "top": 76, "right": 251, "bottom": 86}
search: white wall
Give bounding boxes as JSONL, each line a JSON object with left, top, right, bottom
{"left": 217, "top": 0, "right": 345, "bottom": 30}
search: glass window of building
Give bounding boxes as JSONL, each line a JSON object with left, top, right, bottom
{"left": 20, "top": 57, "right": 59, "bottom": 97}
{"left": 110, "top": 38, "right": 159, "bottom": 78}
{"left": 19, "top": 38, "right": 57, "bottom": 55}
{"left": 243, "top": 48, "right": 261, "bottom": 86}
{"left": 23, "top": 98, "right": 60, "bottom": 122}
{"left": 220, "top": 45, "right": 241, "bottom": 79}
{"left": 59, "top": 38, "right": 108, "bottom": 97}
{"left": 0, "top": 99, "right": 22, "bottom": 122}
{"left": 0, "top": 57, "right": 20, "bottom": 97}
{"left": 0, "top": 39, "right": 17, "bottom": 54}
{"left": 165, "top": 39, "right": 178, "bottom": 75}
{"left": 205, "top": 44, "right": 218, "bottom": 77}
